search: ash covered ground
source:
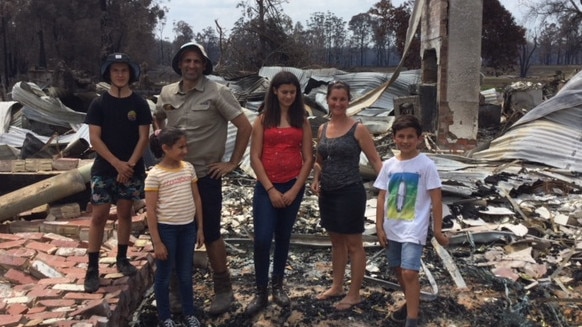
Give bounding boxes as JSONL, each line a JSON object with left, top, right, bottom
{"left": 130, "top": 170, "right": 579, "bottom": 327}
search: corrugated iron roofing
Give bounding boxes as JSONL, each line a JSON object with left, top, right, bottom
{"left": 258, "top": 66, "right": 316, "bottom": 90}
{"left": 0, "top": 101, "right": 20, "bottom": 134}
{"left": 11, "top": 82, "right": 85, "bottom": 130}
{"left": 0, "top": 125, "right": 88, "bottom": 148}
{"left": 472, "top": 70, "right": 582, "bottom": 172}
{"left": 256, "top": 66, "right": 420, "bottom": 115}
{"left": 2, "top": 68, "right": 419, "bottom": 157}
{"left": 210, "top": 74, "right": 268, "bottom": 111}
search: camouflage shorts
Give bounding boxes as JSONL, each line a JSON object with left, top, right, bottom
{"left": 90, "top": 175, "right": 144, "bottom": 205}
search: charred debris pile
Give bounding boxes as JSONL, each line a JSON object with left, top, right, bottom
{"left": 0, "top": 67, "right": 580, "bottom": 326}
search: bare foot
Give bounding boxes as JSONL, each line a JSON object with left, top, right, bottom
{"left": 315, "top": 288, "right": 344, "bottom": 300}
{"left": 334, "top": 295, "right": 361, "bottom": 311}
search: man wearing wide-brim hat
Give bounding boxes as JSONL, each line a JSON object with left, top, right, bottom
{"left": 155, "top": 42, "right": 252, "bottom": 315}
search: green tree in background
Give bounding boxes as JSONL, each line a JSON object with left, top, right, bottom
{"left": 481, "top": 0, "right": 526, "bottom": 73}
{"left": 388, "top": 1, "right": 420, "bottom": 69}
{"left": 368, "top": 0, "right": 396, "bottom": 67}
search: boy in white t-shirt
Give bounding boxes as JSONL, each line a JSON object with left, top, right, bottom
{"left": 374, "top": 115, "right": 448, "bottom": 327}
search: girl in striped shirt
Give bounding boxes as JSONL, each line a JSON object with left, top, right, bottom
{"left": 145, "top": 127, "right": 204, "bottom": 327}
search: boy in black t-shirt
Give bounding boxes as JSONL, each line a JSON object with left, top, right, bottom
{"left": 83, "top": 53, "right": 152, "bottom": 293}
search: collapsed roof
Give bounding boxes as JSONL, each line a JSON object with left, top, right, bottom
{"left": 472, "top": 70, "right": 582, "bottom": 172}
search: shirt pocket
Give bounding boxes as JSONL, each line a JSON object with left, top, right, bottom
{"left": 162, "top": 99, "right": 186, "bottom": 112}
{"left": 190, "top": 101, "right": 211, "bottom": 112}
{"left": 181, "top": 101, "right": 212, "bottom": 126}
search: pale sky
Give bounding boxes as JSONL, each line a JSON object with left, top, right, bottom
{"left": 163, "top": 0, "right": 531, "bottom": 38}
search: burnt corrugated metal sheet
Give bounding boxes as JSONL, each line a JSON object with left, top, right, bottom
{"left": 11, "top": 82, "right": 85, "bottom": 130}
{"left": 0, "top": 125, "right": 88, "bottom": 148}
{"left": 256, "top": 66, "right": 420, "bottom": 116}
{"left": 472, "top": 70, "right": 582, "bottom": 172}
{"left": 209, "top": 74, "right": 269, "bottom": 111}
{"left": 223, "top": 108, "right": 258, "bottom": 177}
{"left": 0, "top": 101, "right": 20, "bottom": 133}
{"left": 259, "top": 66, "right": 315, "bottom": 91}
{"left": 240, "top": 67, "right": 420, "bottom": 135}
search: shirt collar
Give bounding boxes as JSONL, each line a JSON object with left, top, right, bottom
{"left": 175, "top": 77, "right": 206, "bottom": 95}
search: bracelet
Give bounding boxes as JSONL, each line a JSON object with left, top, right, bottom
{"left": 266, "top": 186, "right": 275, "bottom": 192}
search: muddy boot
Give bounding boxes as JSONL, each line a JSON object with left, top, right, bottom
{"left": 208, "top": 271, "right": 234, "bottom": 315}
{"left": 245, "top": 286, "right": 268, "bottom": 316}
{"left": 272, "top": 276, "right": 290, "bottom": 307}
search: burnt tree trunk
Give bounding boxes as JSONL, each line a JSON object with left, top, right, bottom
{"left": 37, "top": 30, "right": 47, "bottom": 68}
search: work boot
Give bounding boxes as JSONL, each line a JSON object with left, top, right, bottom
{"left": 208, "top": 271, "right": 234, "bottom": 315}
{"left": 245, "top": 286, "right": 268, "bottom": 316}
{"left": 272, "top": 276, "right": 290, "bottom": 307}
{"left": 116, "top": 257, "right": 137, "bottom": 276}
{"left": 84, "top": 267, "right": 100, "bottom": 293}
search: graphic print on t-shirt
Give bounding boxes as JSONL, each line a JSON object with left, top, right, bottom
{"left": 387, "top": 172, "right": 419, "bottom": 221}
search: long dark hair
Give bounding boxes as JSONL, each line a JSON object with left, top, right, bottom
{"left": 262, "top": 71, "right": 305, "bottom": 129}
{"left": 149, "top": 127, "right": 186, "bottom": 158}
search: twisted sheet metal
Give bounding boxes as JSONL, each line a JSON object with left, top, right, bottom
{"left": 473, "top": 70, "right": 582, "bottom": 172}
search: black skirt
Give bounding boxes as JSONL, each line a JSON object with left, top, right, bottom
{"left": 319, "top": 182, "right": 366, "bottom": 234}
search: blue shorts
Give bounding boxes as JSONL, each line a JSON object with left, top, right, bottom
{"left": 385, "top": 240, "right": 424, "bottom": 271}
{"left": 90, "top": 175, "right": 144, "bottom": 205}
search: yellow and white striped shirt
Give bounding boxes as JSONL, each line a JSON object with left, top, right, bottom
{"left": 144, "top": 161, "right": 198, "bottom": 225}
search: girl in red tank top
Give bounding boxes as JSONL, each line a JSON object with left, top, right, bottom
{"left": 246, "top": 71, "right": 314, "bottom": 315}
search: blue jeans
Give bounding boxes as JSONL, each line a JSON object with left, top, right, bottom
{"left": 252, "top": 179, "right": 304, "bottom": 287}
{"left": 154, "top": 222, "right": 196, "bottom": 320}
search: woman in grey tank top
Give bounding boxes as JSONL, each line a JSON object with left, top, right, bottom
{"left": 311, "top": 81, "right": 383, "bottom": 311}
